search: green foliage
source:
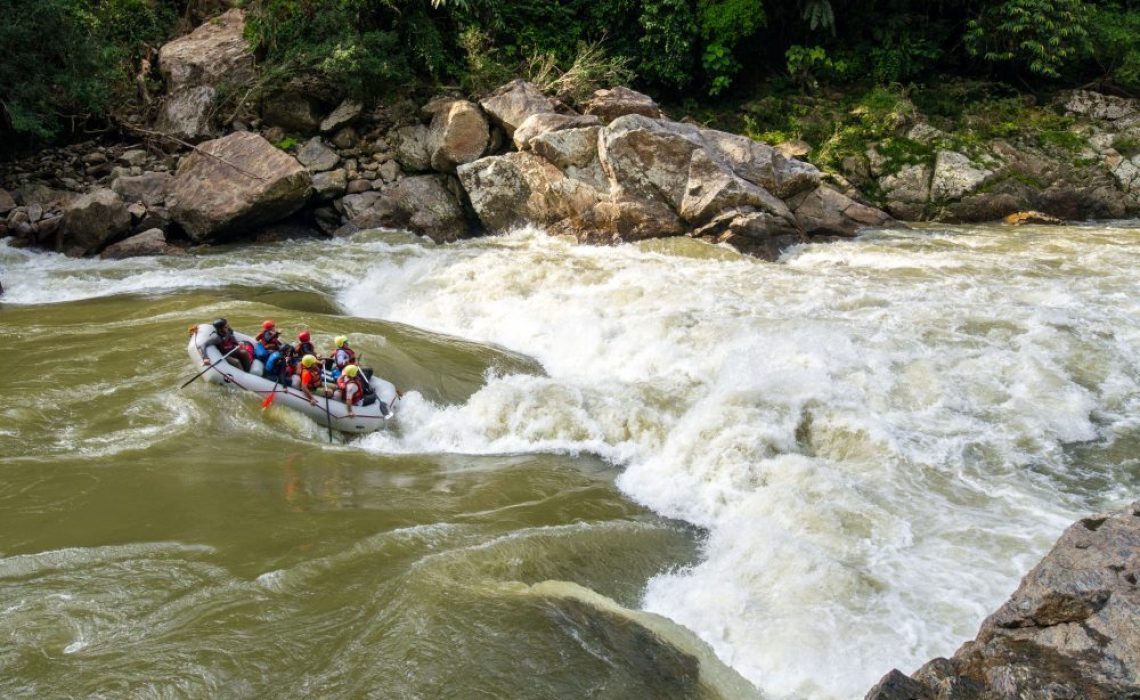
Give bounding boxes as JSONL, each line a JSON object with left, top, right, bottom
{"left": 458, "top": 27, "right": 516, "bottom": 95}
{"left": 800, "top": 0, "right": 834, "bottom": 34}
{"left": 785, "top": 45, "right": 849, "bottom": 90}
{"left": 867, "top": 18, "right": 942, "bottom": 84}
{"left": 964, "top": 0, "right": 1092, "bottom": 78}
{"left": 273, "top": 136, "right": 299, "bottom": 150}
{"left": 697, "top": 0, "right": 765, "bottom": 95}
{"left": 526, "top": 41, "right": 635, "bottom": 104}
{"left": 1113, "top": 134, "right": 1140, "bottom": 158}
{"left": 1087, "top": 3, "right": 1140, "bottom": 92}
{"left": 637, "top": 0, "right": 698, "bottom": 89}
{"left": 0, "top": 0, "right": 174, "bottom": 141}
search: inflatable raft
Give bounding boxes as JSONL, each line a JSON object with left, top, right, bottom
{"left": 186, "top": 323, "right": 400, "bottom": 434}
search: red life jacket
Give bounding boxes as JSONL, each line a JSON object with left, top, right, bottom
{"left": 219, "top": 331, "right": 239, "bottom": 353}
{"left": 301, "top": 367, "right": 323, "bottom": 390}
{"left": 257, "top": 329, "right": 282, "bottom": 351}
{"left": 337, "top": 374, "right": 366, "bottom": 405}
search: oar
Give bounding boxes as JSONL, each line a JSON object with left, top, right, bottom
{"left": 261, "top": 374, "right": 282, "bottom": 409}
{"left": 181, "top": 345, "right": 239, "bottom": 389}
{"left": 323, "top": 391, "right": 333, "bottom": 443}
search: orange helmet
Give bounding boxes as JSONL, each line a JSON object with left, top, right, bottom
{"left": 262, "top": 319, "right": 276, "bottom": 330}
{"left": 298, "top": 330, "right": 311, "bottom": 342}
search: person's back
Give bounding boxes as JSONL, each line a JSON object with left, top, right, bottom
{"left": 202, "top": 318, "right": 252, "bottom": 372}
{"left": 331, "top": 335, "right": 356, "bottom": 374}
{"left": 255, "top": 320, "right": 282, "bottom": 361}
{"left": 336, "top": 364, "right": 367, "bottom": 416}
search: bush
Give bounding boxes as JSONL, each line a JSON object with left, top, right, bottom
{"left": 964, "top": 0, "right": 1091, "bottom": 79}
{"left": 1087, "top": 3, "right": 1140, "bottom": 93}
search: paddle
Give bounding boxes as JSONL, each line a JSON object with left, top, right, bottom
{"left": 261, "top": 374, "right": 282, "bottom": 409}
{"left": 181, "top": 345, "right": 239, "bottom": 389}
{"left": 323, "top": 390, "right": 333, "bottom": 443}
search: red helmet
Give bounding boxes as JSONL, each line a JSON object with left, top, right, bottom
{"left": 262, "top": 319, "right": 276, "bottom": 330}
{"left": 298, "top": 330, "right": 311, "bottom": 342}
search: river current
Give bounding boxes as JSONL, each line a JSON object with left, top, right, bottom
{"left": 1, "top": 223, "right": 1137, "bottom": 699}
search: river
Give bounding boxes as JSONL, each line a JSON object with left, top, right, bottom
{"left": 1, "top": 223, "right": 1137, "bottom": 699}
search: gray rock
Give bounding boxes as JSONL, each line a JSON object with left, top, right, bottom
{"left": 931, "top": 151, "right": 993, "bottom": 201}
{"left": 111, "top": 172, "right": 173, "bottom": 207}
{"left": 378, "top": 160, "right": 402, "bottom": 183}
{"left": 789, "top": 185, "right": 895, "bottom": 237}
{"left": 320, "top": 99, "right": 363, "bottom": 133}
{"left": 865, "top": 501, "right": 1140, "bottom": 700}
{"left": 330, "top": 126, "right": 358, "bottom": 150}
{"left": 0, "top": 188, "right": 14, "bottom": 214}
{"left": 345, "top": 179, "right": 372, "bottom": 194}
{"left": 349, "top": 174, "right": 468, "bottom": 243}
{"left": 156, "top": 9, "right": 253, "bottom": 141}
{"left": 513, "top": 113, "right": 601, "bottom": 151}
{"left": 296, "top": 137, "right": 340, "bottom": 172}
{"left": 168, "top": 131, "right": 312, "bottom": 242}
{"left": 260, "top": 91, "right": 324, "bottom": 133}
{"left": 427, "top": 100, "right": 490, "bottom": 172}
{"left": 584, "top": 86, "right": 662, "bottom": 123}
{"left": 479, "top": 80, "right": 557, "bottom": 137}
{"left": 389, "top": 124, "right": 432, "bottom": 173}
{"left": 311, "top": 169, "right": 347, "bottom": 201}
{"left": 59, "top": 188, "right": 132, "bottom": 255}
{"left": 100, "top": 228, "right": 179, "bottom": 259}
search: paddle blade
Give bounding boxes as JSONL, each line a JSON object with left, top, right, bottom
{"left": 261, "top": 392, "right": 277, "bottom": 409}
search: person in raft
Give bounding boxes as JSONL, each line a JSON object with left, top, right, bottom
{"left": 294, "top": 330, "right": 317, "bottom": 358}
{"left": 336, "top": 364, "right": 368, "bottom": 417}
{"left": 254, "top": 320, "right": 283, "bottom": 361}
{"left": 298, "top": 354, "right": 330, "bottom": 406}
{"left": 203, "top": 318, "right": 253, "bottom": 372}
{"left": 264, "top": 343, "right": 296, "bottom": 384}
{"left": 329, "top": 335, "right": 356, "bottom": 378}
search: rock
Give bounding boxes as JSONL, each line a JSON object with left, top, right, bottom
{"left": 789, "top": 185, "right": 895, "bottom": 237}
{"left": 378, "top": 160, "right": 402, "bottom": 183}
{"left": 775, "top": 139, "right": 811, "bottom": 160}
{"left": 427, "top": 100, "right": 490, "bottom": 172}
{"left": 390, "top": 124, "right": 432, "bottom": 172}
{"left": 156, "top": 9, "right": 253, "bottom": 140}
{"left": 866, "top": 501, "right": 1140, "bottom": 700}
{"left": 349, "top": 174, "right": 468, "bottom": 243}
{"left": 0, "top": 189, "right": 15, "bottom": 214}
{"left": 701, "top": 128, "right": 822, "bottom": 199}
{"left": 881, "top": 164, "right": 932, "bottom": 219}
{"left": 82, "top": 152, "right": 108, "bottom": 166}
{"left": 479, "top": 80, "right": 557, "bottom": 137}
{"left": 1063, "top": 90, "right": 1138, "bottom": 122}
{"left": 679, "top": 149, "right": 795, "bottom": 228}
{"left": 345, "top": 179, "right": 372, "bottom": 194}
{"left": 58, "top": 188, "right": 132, "bottom": 255}
{"left": 600, "top": 115, "right": 705, "bottom": 210}
{"left": 296, "top": 137, "right": 340, "bottom": 172}
{"left": 262, "top": 126, "right": 286, "bottom": 145}
{"left": 253, "top": 218, "right": 322, "bottom": 243}
{"left": 340, "top": 191, "right": 381, "bottom": 221}
{"left": 513, "top": 113, "right": 602, "bottom": 151}
{"left": 320, "top": 99, "right": 363, "bottom": 133}
{"left": 330, "top": 126, "right": 358, "bottom": 150}
{"left": 1002, "top": 210, "right": 1064, "bottom": 225}
{"left": 111, "top": 172, "right": 173, "bottom": 207}
{"left": 865, "top": 669, "right": 932, "bottom": 700}
{"left": 690, "top": 208, "right": 805, "bottom": 261}
{"left": 117, "top": 149, "right": 149, "bottom": 168}
{"left": 931, "top": 151, "right": 993, "bottom": 201}
{"left": 530, "top": 126, "right": 607, "bottom": 189}
{"left": 584, "top": 86, "right": 662, "bottom": 123}
{"left": 260, "top": 91, "right": 324, "bottom": 133}
{"left": 311, "top": 169, "right": 347, "bottom": 201}
{"left": 167, "top": 131, "right": 312, "bottom": 242}
{"left": 100, "top": 228, "right": 180, "bottom": 259}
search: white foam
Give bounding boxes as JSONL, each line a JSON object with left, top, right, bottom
{"left": 337, "top": 226, "right": 1140, "bottom": 698}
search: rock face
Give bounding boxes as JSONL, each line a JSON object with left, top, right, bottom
{"left": 866, "top": 501, "right": 1140, "bottom": 700}
{"left": 459, "top": 111, "right": 893, "bottom": 259}
{"left": 100, "top": 228, "right": 182, "bottom": 259}
{"left": 156, "top": 9, "right": 253, "bottom": 140}
{"left": 584, "top": 86, "right": 663, "bottom": 123}
{"left": 479, "top": 80, "right": 557, "bottom": 136}
{"left": 345, "top": 175, "right": 468, "bottom": 243}
{"left": 427, "top": 100, "right": 490, "bottom": 172}
{"left": 58, "top": 188, "right": 132, "bottom": 255}
{"left": 168, "top": 132, "right": 311, "bottom": 242}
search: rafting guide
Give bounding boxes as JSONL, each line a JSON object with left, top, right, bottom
{"left": 185, "top": 320, "right": 401, "bottom": 436}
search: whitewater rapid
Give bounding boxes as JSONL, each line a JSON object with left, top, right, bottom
{"left": 4, "top": 224, "right": 1138, "bottom": 699}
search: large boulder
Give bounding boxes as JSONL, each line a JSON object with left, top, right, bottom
{"left": 167, "top": 131, "right": 312, "bottom": 242}
{"left": 100, "top": 228, "right": 183, "bottom": 259}
{"left": 788, "top": 185, "right": 895, "bottom": 237}
{"left": 58, "top": 188, "right": 132, "bottom": 255}
{"left": 866, "top": 501, "right": 1140, "bottom": 700}
{"left": 930, "top": 150, "right": 994, "bottom": 201}
{"left": 514, "top": 113, "right": 602, "bottom": 151}
{"left": 389, "top": 124, "right": 432, "bottom": 173}
{"left": 427, "top": 100, "right": 490, "bottom": 172}
{"left": 156, "top": 9, "right": 253, "bottom": 140}
{"left": 349, "top": 175, "right": 468, "bottom": 243}
{"left": 261, "top": 91, "right": 324, "bottom": 133}
{"left": 479, "top": 80, "right": 557, "bottom": 137}
{"left": 584, "top": 86, "right": 662, "bottom": 123}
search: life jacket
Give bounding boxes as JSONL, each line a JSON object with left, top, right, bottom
{"left": 256, "top": 329, "right": 282, "bottom": 352}
{"left": 219, "top": 330, "right": 239, "bottom": 353}
{"left": 337, "top": 374, "right": 367, "bottom": 405}
{"left": 295, "top": 340, "right": 316, "bottom": 356}
{"left": 301, "top": 367, "right": 324, "bottom": 390}
{"left": 266, "top": 351, "right": 294, "bottom": 377}
{"left": 334, "top": 346, "right": 356, "bottom": 369}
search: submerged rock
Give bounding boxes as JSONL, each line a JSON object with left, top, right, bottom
{"left": 866, "top": 501, "right": 1140, "bottom": 700}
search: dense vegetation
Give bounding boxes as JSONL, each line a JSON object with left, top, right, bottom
{"left": 3, "top": 0, "right": 1140, "bottom": 147}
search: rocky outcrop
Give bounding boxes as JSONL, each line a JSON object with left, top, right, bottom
{"left": 344, "top": 175, "right": 468, "bottom": 243}
{"left": 426, "top": 100, "right": 490, "bottom": 172}
{"left": 584, "top": 86, "right": 663, "bottom": 123}
{"left": 58, "top": 188, "right": 132, "bottom": 255}
{"left": 156, "top": 9, "right": 253, "bottom": 140}
{"left": 479, "top": 80, "right": 557, "bottom": 136}
{"left": 167, "top": 132, "right": 311, "bottom": 242}
{"left": 100, "top": 228, "right": 183, "bottom": 259}
{"left": 866, "top": 501, "right": 1140, "bottom": 700}
{"left": 459, "top": 110, "right": 893, "bottom": 259}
